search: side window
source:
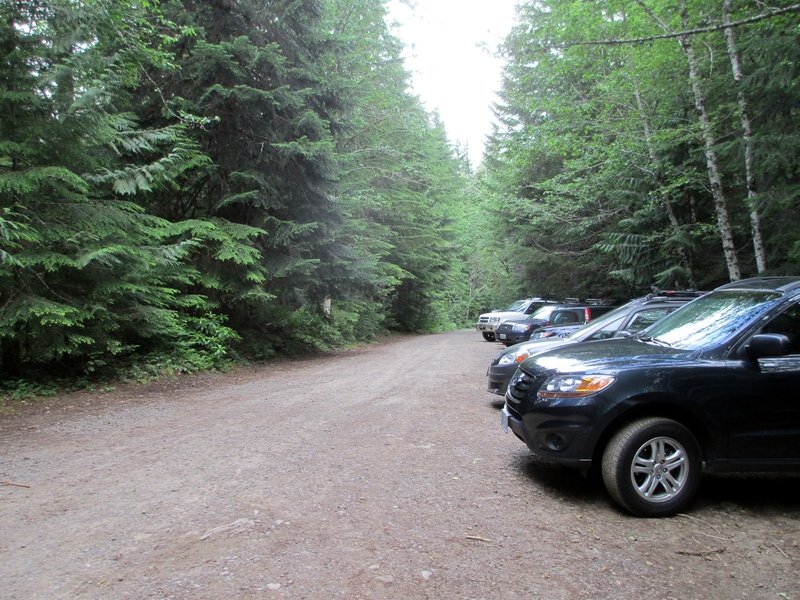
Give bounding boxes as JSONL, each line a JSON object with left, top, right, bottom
{"left": 524, "top": 302, "right": 547, "bottom": 314}
{"left": 625, "top": 308, "right": 672, "bottom": 334}
{"left": 553, "top": 311, "right": 579, "bottom": 325}
{"left": 589, "top": 306, "right": 615, "bottom": 319}
{"left": 760, "top": 303, "right": 800, "bottom": 354}
{"left": 587, "top": 315, "right": 627, "bottom": 341}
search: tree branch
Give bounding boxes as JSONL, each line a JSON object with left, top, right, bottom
{"left": 547, "top": 3, "right": 800, "bottom": 48}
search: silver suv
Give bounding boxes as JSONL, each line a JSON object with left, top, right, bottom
{"left": 475, "top": 297, "right": 556, "bottom": 341}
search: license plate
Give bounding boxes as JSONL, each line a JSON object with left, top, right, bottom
{"left": 498, "top": 333, "right": 507, "bottom": 340}
{"left": 500, "top": 407, "right": 509, "bottom": 433}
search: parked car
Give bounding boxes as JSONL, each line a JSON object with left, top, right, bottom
{"left": 487, "top": 291, "right": 703, "bottom": 396}
{"left": 475, "top": 297, "right": 557, "bottom": 341}
{"left": 501, "top": 276, "right": 800, "bottom": 517}
{"left": 494, "top": 301, "right": 616, "bottom": 346}
{"left": 531, "top": 290, "right": 703, "bottom": 340}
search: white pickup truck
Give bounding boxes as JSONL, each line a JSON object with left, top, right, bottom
{"left": 475, "top": 297, "right": 556, "bottom": 341}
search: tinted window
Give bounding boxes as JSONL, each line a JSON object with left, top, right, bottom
{"left": 552, "top": 311, "right": 579, "bottom": 325}
{"left": 529, "top": 305, "right": 556, "bottom": 320}
{"left": 626, "top": 308, "right": 673, "bottom": 333}
{"left": 524, "top": 302, "right": 547, "bottom": 314}
{"left": 567, "top": 301, "right": 642, "bottom": 340}
{"left": 760, "top": 302, "right": 800, "bottom": 354}
{"left": 588, "top": 306, "right": 615, "bottom": 319}
{"left": 586, "top": 314, "right": 628, "bottom": 340}
{"left": 644, "top": 290, "right": 781, "bottom": 350}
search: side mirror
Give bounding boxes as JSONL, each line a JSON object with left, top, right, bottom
{"left": 746, "top": 333, "right": 791, "bottom": 359}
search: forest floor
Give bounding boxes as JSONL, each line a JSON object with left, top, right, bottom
{"left": 1, "top": 329, "right": 798, "bottom": 599}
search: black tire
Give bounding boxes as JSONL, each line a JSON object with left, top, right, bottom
{"left": 482, "top": 332, "right": 496, "bottom": 341}
{"left": 601, "top": 417, "right": 701, "bottom": 517}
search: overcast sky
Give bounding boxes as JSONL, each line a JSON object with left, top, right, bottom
{"left": 384, "top": 0, "right": 518, "bottom": 167}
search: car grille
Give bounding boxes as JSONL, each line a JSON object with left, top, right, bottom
{"left": 507, "top": 370, "right": 546, "bottom": 404}
{"left": 479, "top": 316, "right": 490, "bottom": 324}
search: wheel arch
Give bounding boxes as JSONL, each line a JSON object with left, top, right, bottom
{"left": 590, "top": 394, "right": 714, "bottom": 469}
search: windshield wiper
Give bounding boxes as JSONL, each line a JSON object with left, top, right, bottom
{"left": 639, "top": 335, "right": 673, "bottom": 348}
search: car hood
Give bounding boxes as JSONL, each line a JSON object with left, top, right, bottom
{"left": 481, "top": 310, "right": 525, "bottom": 321}
{"left": 502, "top": 336, "right": 571, "bottom": 356}
{"left": 500, "top": 317, "right": 548, "bottom": 327}
{"left": 519, "top": 337, "right": 694, "bottom": 376}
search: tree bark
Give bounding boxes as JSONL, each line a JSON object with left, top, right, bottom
{"left": 723, "top": 0, "right": 767, "bottom": 273}
{"left": 677, "top": 0, "right": 741, "bottom": 280}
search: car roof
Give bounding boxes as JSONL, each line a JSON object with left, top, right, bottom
{"left": 714, "top": 276, "right": 800, "bottom": 293}
{"left": 547, "top": 302, "right": 660, "bottom": 326}
{"left": 537, "top": 295, "right": 690, "bottom": 326}
{"left": 642, "top": 288, "right": 705, "bottom": 300}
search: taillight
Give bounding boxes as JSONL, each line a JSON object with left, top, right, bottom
{"left": 585, "top": 307, "right": 591, "bottom": 321}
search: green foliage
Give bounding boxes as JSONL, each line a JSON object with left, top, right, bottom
{"left": 0, "top": 0, "right": 504, "bottom": 390}
{"left": 478, "top": 0, "right": 800, "bottom": 300}
{"left": 0, "top": 0, "right": 238, "bottom": 380}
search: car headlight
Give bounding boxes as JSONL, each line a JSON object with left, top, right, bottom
{"left": 538, "top": 374, "right": 616, "bottom": 399}
{"left": 489, "top": 316, "right": 500, "bottom": 323}
{"left": 511, "top": 323, "right": 532, "bottom": 333}
{"left": 498, "top": 349, "right": 532, "bottom": 365}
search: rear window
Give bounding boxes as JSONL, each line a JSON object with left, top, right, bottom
{"left": 551, "top": 310, "right": 580, "bottom": 325}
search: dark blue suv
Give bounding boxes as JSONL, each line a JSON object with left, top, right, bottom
{"left": 501, "top": 277, "right": 800, "bottom": 517}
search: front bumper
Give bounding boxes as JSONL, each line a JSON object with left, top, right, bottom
{"left": 476, "top": 322, "right": 498, "bottom": 333}
{"left": 501, "top": 400, "right": 598, "bottom": 468}
{"left": 487, "top": 362, "right": 517, "bottom": 395}
{"left": 495, "top": 330, "right": 533, "bottom": 345}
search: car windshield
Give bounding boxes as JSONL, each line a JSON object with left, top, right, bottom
{"left": 505, "top": 300, "right": 527, "bottom": 312}
{"left": 641, "top": 289, "right": 782, "bottom": 350}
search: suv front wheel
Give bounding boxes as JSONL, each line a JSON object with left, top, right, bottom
{"left": 601, "top": 417, "right": 701, "bottom": 517}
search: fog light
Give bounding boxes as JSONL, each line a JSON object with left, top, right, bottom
{"left": 544, "top": 433, "right": 566, "bottom": 452}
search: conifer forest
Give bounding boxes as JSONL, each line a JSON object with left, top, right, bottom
{"left": 2, "top": 0, "right": 799, "bottom": 386}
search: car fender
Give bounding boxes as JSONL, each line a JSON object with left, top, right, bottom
{"left": 587, "top": 388, "right": 722, "bottom": 468}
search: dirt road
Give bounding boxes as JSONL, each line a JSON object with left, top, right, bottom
{"left": 1, "top": 330, "right": 798, "bottom": 599}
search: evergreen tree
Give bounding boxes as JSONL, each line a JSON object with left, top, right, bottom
{"left": 0, "top": 0, "right": 231, "bottom": 378}
{"left": 135, "top": 0, "right": 354, "bottom": 355}
{"left": 480, "top": 0, "right": 800, "bottom": 298}
{"left": 324, "top": 0, "right": 471, "bottom": 332}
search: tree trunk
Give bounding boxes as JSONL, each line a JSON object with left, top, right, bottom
{"left": 635, "top": 0, "right": 742, "bottom": 281}
{"left": 677, "top": 0, "right": 741, "bottom": 281}
{"left": 723, "top": 0, "right": 767, "bottom": 273}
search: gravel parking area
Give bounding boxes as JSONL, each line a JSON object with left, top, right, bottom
{"left": 1, "top": 330, "right": 798, "bottom": 599}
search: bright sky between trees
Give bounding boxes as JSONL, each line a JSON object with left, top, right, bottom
{"left": 385, "top": 0, "right": 519, "bottom": 167}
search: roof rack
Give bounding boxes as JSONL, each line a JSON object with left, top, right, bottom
{"left": 646, "top": 287, "right": 705, "bottom": 300}
{"left": 563, "top": 297, "right": 611, "bottom": 305}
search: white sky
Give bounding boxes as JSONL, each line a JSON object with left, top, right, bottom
{"left": 385, "top": 0, "right": 518, "bottom": 167}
